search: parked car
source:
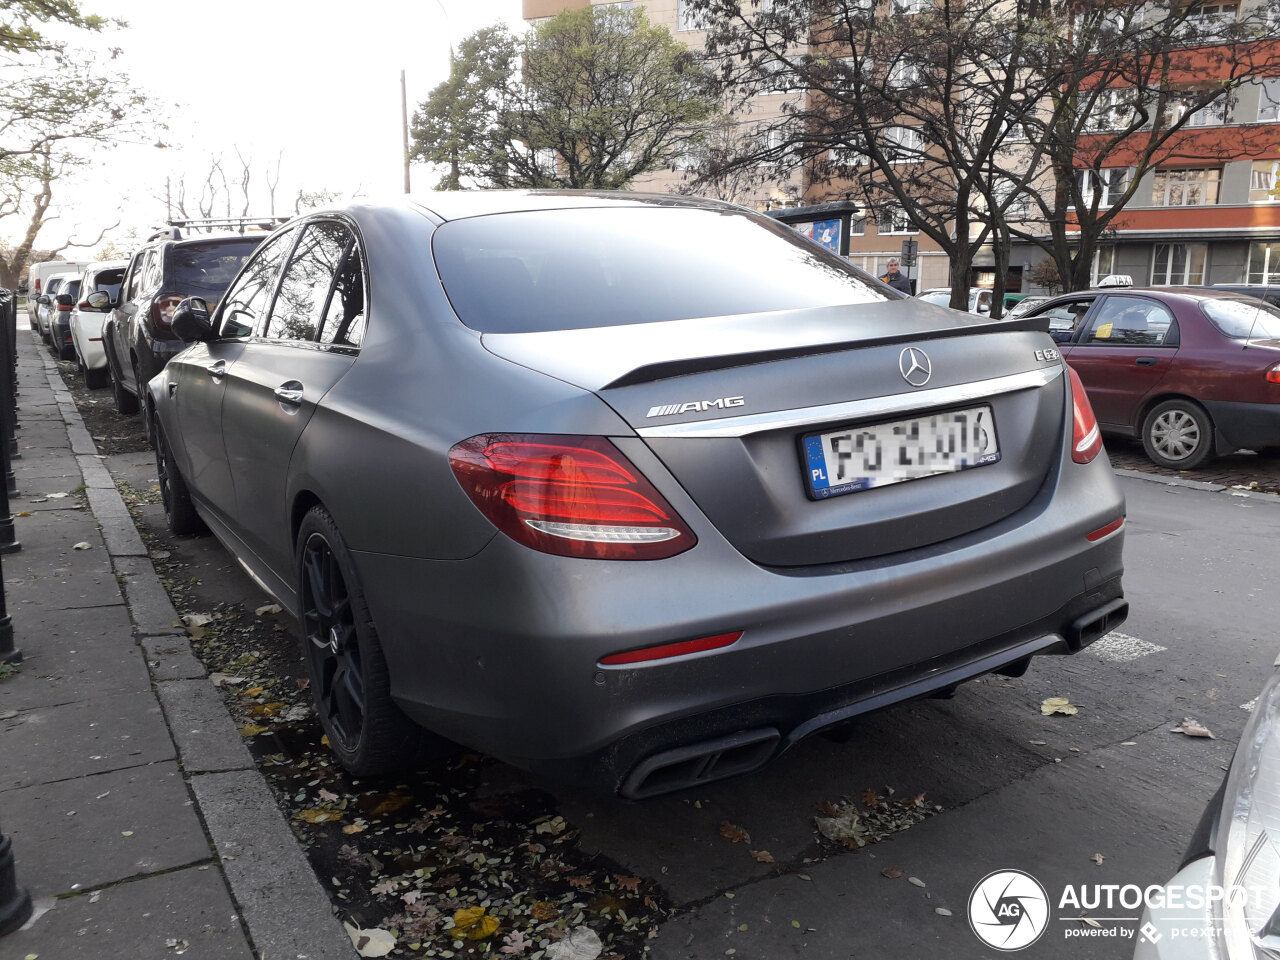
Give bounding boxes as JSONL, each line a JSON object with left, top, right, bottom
{"left": 46, "top": 275, "right": 83, "bottom": 359}
{"left": 99, "top": 230, "right": 266, "bottom": 419}
{"left": 33, "top": 272, "right": 76, "bottom": 345}
{"left": 151, "top": 192, "right": 1128, "bottom": 797}
{"left": 1021, "top": 287, "right": 1280, "bottom": 469}
{"left": 1135, "top": 657, "right": 1280, "bottom": 959}
{"left": 1210, "top": 282, "right": 1280, "bottom": 307}
{"left": 69, "top": 260, "right": 128, "bottom": 387}
{"left": 25, "top": 259, "right": 87, "bottom": 327}
{"left": 917, "top": 287, "right": 994, "bottom": 314}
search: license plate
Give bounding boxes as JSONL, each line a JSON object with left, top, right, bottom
{"left": 802, "top": 405, "right": 1000, "bottom": 499}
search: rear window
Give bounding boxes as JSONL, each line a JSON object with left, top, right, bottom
{"left": 64, "top": 280, "right": 81, "bottom": 299}
{"left": 90, "top": 267, "right": 125, "bottom": 301}
{"left": 169, "top": 238, "right": 264, "bottom": 295}
{"left": 1201, "top": 297, "right": 1280, "bottom": 340}
{"left": 431, "top": 207, "right": 890, "bottom": 334}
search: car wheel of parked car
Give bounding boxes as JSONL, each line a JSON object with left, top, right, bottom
{"left": 154, "top": 420, "right": 206, "bottom": 536}
{"left": 1142, "top": 398, "right": 1214, "bottom": 470}
{"left": 83, "top": 363, "right": 108, "bottom": 389}
{"left": 297, "top": 505, "right": 446, "bottom": 776}
{"left": 110, "top": 365, "right": 139, "bottom": 415}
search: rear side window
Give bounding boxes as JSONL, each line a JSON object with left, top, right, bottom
{"left": 169, "top": 238, "right": 264, "bottom": 297}
{"left": 431, "top": 207, "right": 889, "bottom": 333}
{"left": 217, "top": 230, "right": 296, "bottom": 338}
{"left": 317, "top": 243, "right": 366, "bottom": 349}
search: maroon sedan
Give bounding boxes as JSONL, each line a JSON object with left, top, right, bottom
{"left": 1026, "top": 286, "right": 1280, "bottom": 468}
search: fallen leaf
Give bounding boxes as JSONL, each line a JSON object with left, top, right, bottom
{"left": 567, "top": 874, "right": 594, "bottom": 889}
{"left": 1091, "top": 853, "right": 1105, "bottom": 865}
{"left": 255, "top": 603, "right": 282, "bottom": 616}
{"left": 371, "top": 879, "right": 398, "bottom": 896}
{"left": 238, "top": 724, "right": 268, "bottom": 737}
{"left": 1041, "top": 696, "right": 1079, "bottom": 716}
{"left": 1079, "top": 917, "right": 1102, "bottom": 929}
{"left": 244, "top": 685, "right": 264, "bottom": 697}
{"left": 14, "top": 511, "right": 29, "bottom": 517}
{"left": 45, "top": 492, "right": 68, "bottom": 499}
{"left": 1172, "top": 718, "right": 1215, "bottom": 739}
{"left": 536, "top": 816, "right": 567, "bottom": 836}
{"left": 749, "top": 850, "right": 775, "bottom": 863}
{"left": 530, "top": 901, "right": 559, "bottom": 922}
{"left": 502, "top": 929, "right": 533, "bottom": 955}
{"left": 614, "top": 875, "right": 641, "bottom": 890}
{"left": 935, "top": 907, "right": 953, "bottom": 917}
{"left": 861, "top": 789, "right": 880, "bottom": 808}
{"left": 402, "top": 890, "right": 422, "bottom": 906}
{"left": 294, "top": 808, "right": 343, "bottom": 823}
{"left": 452, "top": 906, "right": 500, "bottom": 940}
{"left": 1028, "top": 740, "right": 1047, "bottom": 745}
{"left": 250, "top": 702, "right": 286, "bottom": 717}
{"left": 341, "top": 824, "right": 366, "bottom": 835}
{"left": 359, "top": 792, "right": 414, "bottom": 817}
{"left": 209, "top": 673, "right": 248, "bottom": 687}
{"left": 319, "top": 788, "right": 340, "bottom": 803}
{"left": 72, "top": 541, "right": 91, "bottom": 550}
{"left": 909, "top": 877, "right": 926, "bottom": 887}
{"left": 343, "top": 921, "right": 396, "bottom": 957}
{"left": 719, "top": 820, "right": 750, "bottom": 843}
{"left": 183, "top": 613, "right": 214, "bottom": 628}
{"left": 546, "top": 925, "right": 603, "bottom": 960}
{"left": 881, "top": 868, "right": 904, "bottom": 879}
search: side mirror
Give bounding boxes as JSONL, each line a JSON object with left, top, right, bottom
{"left": 86, "top": 290, "right": 112, "bottom": 310}
{"left": 172, "top": 297, "right": 213, "bottom": 342}
{"left": 56, "top": 293, "right": 74, "bottom": 307}
{"left": 36, "top": 295, "right": 50, "bottom": 305}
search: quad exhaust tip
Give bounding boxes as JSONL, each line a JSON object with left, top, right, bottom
{"left": 621, "top": 728, "right": 781, "bottom": 800}
{"left": 1068, "top": 598, "right": 1129, "bottom": 651}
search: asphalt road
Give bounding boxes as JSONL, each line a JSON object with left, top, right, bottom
{"left": 103, "top": 439, "right": 1279, "bottom": 959}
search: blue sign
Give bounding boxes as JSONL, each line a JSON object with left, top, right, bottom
{"left": 795, "top": 218, "right": 841, "bottom": 253}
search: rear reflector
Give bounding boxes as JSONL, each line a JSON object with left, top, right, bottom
{"left": 1086, "top": 517, "right": 1125, "bottom": 541}
{"left": 449, "top": 434, "right": 697, "bottom": 560}
{"left": 1267, "top": 364, "right": 1280, "bottom": 384}
{"left": 600, "top": 631, "right": 742, "bottom": 665}
{"left": 1067, "top": 365, "right": 1103, "bottom": 464}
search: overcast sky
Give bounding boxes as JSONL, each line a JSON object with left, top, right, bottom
{"left": 16, "top": 0, "right": 526, "bottom": 252}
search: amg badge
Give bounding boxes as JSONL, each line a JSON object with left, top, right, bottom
{"left": 647, "top": 396, "right": 745, "bottom": 418}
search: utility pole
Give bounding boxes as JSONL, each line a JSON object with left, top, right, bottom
{"left": 401, "top": 70, "right": 411, "bottom": 194}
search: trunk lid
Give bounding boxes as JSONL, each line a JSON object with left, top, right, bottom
{"left": 482, "top": 302, "right": 1067, "bottom": 566}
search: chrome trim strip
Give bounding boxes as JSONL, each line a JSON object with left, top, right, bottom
{"left": 635, "top": 365, "right": 1064, "bottom": 439}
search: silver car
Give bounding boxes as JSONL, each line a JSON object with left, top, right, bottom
{"left": 151, "top": 192, "right": 1128, "bottom": 798}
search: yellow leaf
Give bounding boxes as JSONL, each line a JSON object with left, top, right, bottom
{"left": 238, "top": 724, "right": 269, "bottom": 737}
{"left": 321, "top": 734, "right": 331, "bottom": 749}
{"left": 295, "top": 808, "right": 344, "bottom": 824}
{"left": 14, "top": 511, "right": 30, "bottom": 517}
{"left": 1041, "top": 697, "right": 1079, "bottom": 716}
{"left": 244, "top": 685, "right": 264, "bottom": 697}
{"left": 452, "top": 906, "right": 499, "bottom": 939}
{"left": 250, "top": 702, "right": 286, "bottom": 717}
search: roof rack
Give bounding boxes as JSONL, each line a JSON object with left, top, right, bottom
{"left": 146, "top": 216, "right": 290, "bottom": 242}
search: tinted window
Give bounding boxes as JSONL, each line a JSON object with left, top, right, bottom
{"left": 318, "top": 243, "right": 366, "bottom": 349}
{"left": 268, "top": 222, "right": 350, "bottom": 341}
{"left": 45, "top": 278, "right": 64, "bottom": 295}
{"left": 1084, "top": 296, "right": 1174, "bottom": 346}
{"left": 125, "top": 251, "right": 151, "bottom": 301}
{"left": 432, "top": 207, "right": 889, "bottom": 334}
{"left": 217, "top": 230, "right": 295, "bottom": 339}
{"left": 90, "top": 267, "right": 126, "bottom": 301}
{"left": 1202, "top": 297, "right": 1280, "bottom": 339}
{"left": 170, "top": 238, "right": 264, "bottom": 298}
{"left": 64, "top": 280, "right": 81, "bottom": 299}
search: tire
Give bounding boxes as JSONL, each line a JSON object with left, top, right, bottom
{"left": 154, "top": 419, "right": 206, "bottom": 536}
{"left": 296, "top": 505, "right": 452, "bottom": 775}
{"left": 1141, "top": 398, "right": 1214, "bottom": 470}
{"left": 110, "top": 364, "right": 140, "bottom": 415}
{"left": 83, "top": 365, "right": 108, "bottom": 389}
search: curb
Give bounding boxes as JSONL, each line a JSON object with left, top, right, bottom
{"left": 1113, "top": 467, "right": 1280, "bottom": 505}
{"left": 39, "top": 346, "right": 352, "bottom": 959}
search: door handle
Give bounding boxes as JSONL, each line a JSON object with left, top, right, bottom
{"left": 274, "top": 381, "right": 304, "bottom": 405}
{"left": 208, "top": 359, "right": 226, "bottom": 380}
{"left": 1135, "top": 357, "right": 1157, "bottom": 367}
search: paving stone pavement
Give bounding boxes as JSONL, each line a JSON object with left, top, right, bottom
{"left": 0, "top": 323, "right": 353, "bottom": 960}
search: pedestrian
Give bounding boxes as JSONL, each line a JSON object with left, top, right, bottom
{"left": 880, "top": 258, "right": 912, "bottom": 294}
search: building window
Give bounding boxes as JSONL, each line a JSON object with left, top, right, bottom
{"left": 883, "top": 125, "right": 924, "bottom": 163}
{"left": 1151, "top": 243, "right": 1207, "bottom": 285}
{"left": 1074, "top": 168, "right": 1130, "bottom": 208}
{"left": 894, "top": 0, "right": 930, "bottom": 13}
{"left": 830, "top": 141, "right": 865, "bottom": 167}
{"left": 1151, "top": 168, "right": 1220, "bottom": 206}
{"left": 756, "top": 57, "right": 795, "bottom": 95}
{"left": 850, "top": 217, "right": 866, "bottom": 236}
{"left": 1179, "top": 1, "right": 1238, "bottom": 41}
{"left": 1163, "top": 90, "right": 1227, "bottom": 127}
{"left": 1259, "top": 78, "right": 1280, "bottom": 123}
{"left": 1251, "top": 161, "right": 1280, "bottom": 203}
{"left": 1090, "top": 247, "right": 1116, "bottom": 286}
{"left": 678, "top": 0, "right": 706, "bottom": 30}
{"left": 878, "top": 204, "right": 917, "bottom": 234}
{"left": 1247, "top": 241, "right": 1280, "bottom": 283}
{"left": 1083, "top": 88, "right": 1138, "bottom": 132}
{"left": 887, "top": 60, "right": 923, "bottom": 90}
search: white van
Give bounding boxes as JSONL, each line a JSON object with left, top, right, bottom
{"left": 26, "top": 260, "right": 88, "bottom": 323}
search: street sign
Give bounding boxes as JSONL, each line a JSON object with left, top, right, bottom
{"left": 900, "top": 239, "right": 918, "bottom": 266}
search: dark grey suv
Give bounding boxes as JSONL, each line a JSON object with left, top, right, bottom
{"left": 151, "top": 192, "right": 1128, "bottom": 798}
{"left": 101, "top": 230, "right": 264, "bottom": 419}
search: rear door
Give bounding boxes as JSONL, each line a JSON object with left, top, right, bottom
{"left": 220, "top": 221, "right": 362, "bottom": 576}
{"left": 1065, "top": 294, "right": 1179, "bottom": 430}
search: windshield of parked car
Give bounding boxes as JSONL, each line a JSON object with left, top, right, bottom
{"left": 1201, "top": 297, "right": 1280, "bottom": 340}
{"left": 171, "top": 238, "right": 263, "bottom": 298}
{"left": 431, "top": 207, "right": 891, "bottom": 333}
{"left": 917, "top": 291, "right": 951, "bottom": 306}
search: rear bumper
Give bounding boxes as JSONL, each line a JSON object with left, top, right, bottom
{"left": 1204, "top": 399, "right": 1280, "bottom": 452}
{"left": 355, "top": 452, "right": 1126, "bottom": 794}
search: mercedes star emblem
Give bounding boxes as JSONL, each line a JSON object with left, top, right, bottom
{"left": 899, "top": 347, "right": 932, "bottom": 387}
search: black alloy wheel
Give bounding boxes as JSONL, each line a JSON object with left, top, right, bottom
{"left": 301, "top": 532, "right": 367, "bottom": 755}
{"left": 154, "top": 420, "right": 205, "bottom": 535}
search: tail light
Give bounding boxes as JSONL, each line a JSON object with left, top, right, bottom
{"left": 1266, "top": 363, "right": 1280, "bottom": 384}
{"left": 57, "top": 302, "right": 72, "bottom": 311}
{"left": 151, "top": 294, "right": 183, "bottom": 327}
{"left": 1067, "top": 365, "right": 1102, "bottom": 464}
{"left": 449, "top": 434, "right": 697, "bottom": 560}
{"left": 34, "top": 280, "right": 40, "bottom": 293}
{"left": 78, "top": 301, "right": 92, "bottom": 310}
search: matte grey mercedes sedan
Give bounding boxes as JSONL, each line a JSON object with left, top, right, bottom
{"left": 151, "top": 192, "right": 1128, "bottom": 798}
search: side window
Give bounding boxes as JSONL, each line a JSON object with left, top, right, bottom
{"left": 317, "top": 241, "right": 367, "bottom": 349}
{"left": 1084, "top": 296, "right": 1175, "bottom": 346}
{"left": 266, "top": 222, "right": 350, "bottom": 342}
{"left": 1038, "top": 297, "right": 1094, "bottom": 338}
{"left": 124, "top": 252, "right": 149, "bottom": 301}
{"left": 217, "top": 229, "right": 296, "bottom": 339}
{"left": 142, "top": 248, "right": 163, "bottom": 293}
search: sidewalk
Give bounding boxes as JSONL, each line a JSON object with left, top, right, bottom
{"left": 0, "top": 324, "right": 352, "bottom": 960}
